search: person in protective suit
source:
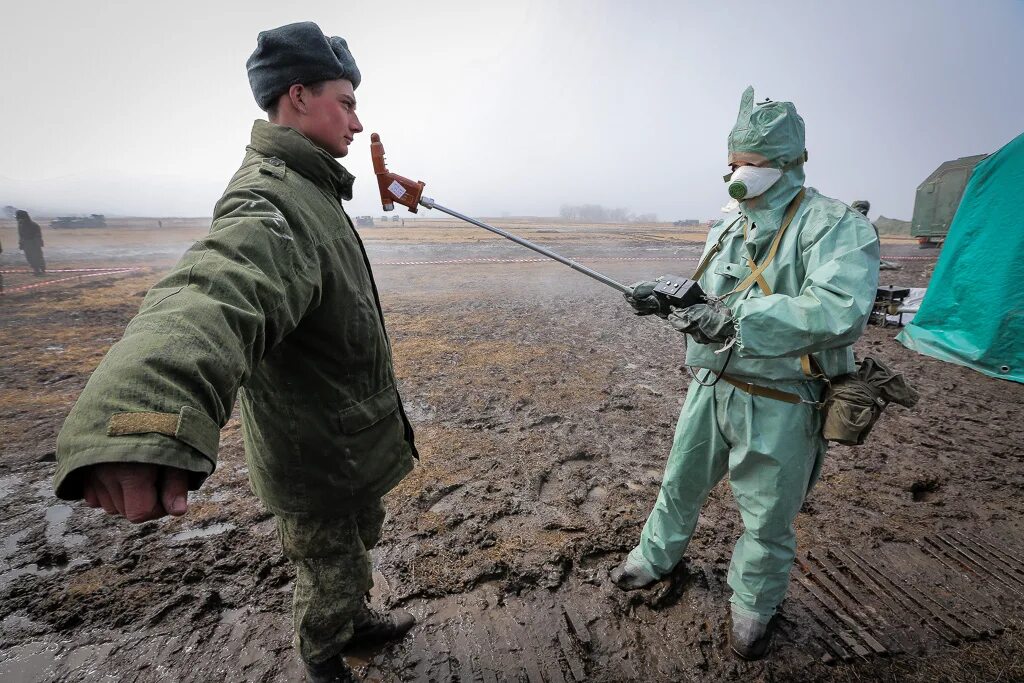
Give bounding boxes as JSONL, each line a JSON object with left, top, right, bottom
{"left": 613, "top": 87, "right": 879, "bottom": 660}
{"left": 851, "top": 200, "right": 900, "bottom": 270}
{"left": 16, "top": 210, "right": 46, "bottom": 275}
{"left": 53, "top": 22, "right": 416, "bottom": 683}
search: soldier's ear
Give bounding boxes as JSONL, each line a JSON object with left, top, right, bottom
{"left": 287, "top": 84, "right": 310, "bottom": 114}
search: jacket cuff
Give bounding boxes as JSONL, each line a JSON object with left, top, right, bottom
{"left": 53, "top": 441, "right": 215, "bottom": 501}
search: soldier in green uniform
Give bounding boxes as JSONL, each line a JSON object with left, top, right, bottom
{"left": 54, "top": 22, "right": 416, "bottom": 682}
{"left": 16, "top": 210, "right": 46, "bottom": 275}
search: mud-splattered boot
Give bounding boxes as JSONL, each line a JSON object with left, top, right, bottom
{"left": 610, "top": 558, "right": 659, "bottom": 591}
{"left": 304, "top": 655, "right": 359, "bottom": 682}
{"left": 347, "top": 601, "right": 416, "bottom": 648}
{"left": 729, "top": 609, "right": 775, "bottom": 661}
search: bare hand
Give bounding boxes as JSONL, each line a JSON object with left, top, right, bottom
{"left": 81, "top": 463, "right": 190, "bottom": 523}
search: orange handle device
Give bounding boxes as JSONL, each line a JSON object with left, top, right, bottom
{"left": 370, "top": 133, "right": 426, "bottom": 213}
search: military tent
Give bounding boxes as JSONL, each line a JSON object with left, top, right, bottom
{"left": 897, "top": 132, "right": 1024, "bottom": 383}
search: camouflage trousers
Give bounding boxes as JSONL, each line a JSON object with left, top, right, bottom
{"left": 275, "top": 498, "right": 386, "bottom": 665}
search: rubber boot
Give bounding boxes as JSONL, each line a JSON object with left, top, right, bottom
{"left": 729, "top": 609, "right": 775, "bottom": 661}
{"left": 610, "top": 558, "right": 659, "bottom": 591}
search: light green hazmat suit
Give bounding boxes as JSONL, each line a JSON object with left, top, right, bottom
{"left": 626, "top": 88, "right": 880, "bottom": 623}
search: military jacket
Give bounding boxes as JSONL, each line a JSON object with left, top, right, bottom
{"left": 55, "top": 120, "right": 416, "bottom": 514}
{"left": 686, "top": 187, "right": 880, "bottom": 382}
{"left": 18, "top": 218, "right": 43, "bottom": 246}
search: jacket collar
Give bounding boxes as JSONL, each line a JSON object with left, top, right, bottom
{"left": 247, "top": 119, "right": 355, "bottom": 200}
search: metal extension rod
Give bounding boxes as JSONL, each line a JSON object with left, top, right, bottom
{"left": 419, "top": 197, "right": 633, "bottom": 295}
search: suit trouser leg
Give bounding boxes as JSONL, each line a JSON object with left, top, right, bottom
{"left": 723, "top": 381, "right": 825, "bottom": 621}
{"left": 628, "top": 381, "right": 730, "bottom": 577}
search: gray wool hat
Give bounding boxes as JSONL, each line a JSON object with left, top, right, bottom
{"left": 246, "top": 21, "right": 361, "bottom": 110}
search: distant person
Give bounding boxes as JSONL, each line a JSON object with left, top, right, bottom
{"left": 852, "top": 200, "right": 899, "bottom": 270}
{"left": 16, "top": 210, "right": 46, "bottom": 275}
{"left": 616, "top": 87, "right": 879, "bottom": 660}
{"left": 53, "top": 22, "right": 417, "bottom": 682}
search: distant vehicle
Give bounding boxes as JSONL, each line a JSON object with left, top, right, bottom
{"left": 355, "top": 215, "right": 375, "bottom": 227}
{"left": 50, "top": 214, "right": 107, "bottom": 229}
{"left": 911, "top": 154, "right": 987, "bottom": 247}
{"left": 673, "top": 219, "right": 700, "bottom": 227}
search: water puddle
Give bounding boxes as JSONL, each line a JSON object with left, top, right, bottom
{"left": 0, "top": 563, "right": 60, "bottom": 589}
{"left": 45, "top": 505, "right": 88, "bottom": 548}
{"left": 2, "top": 611, "right": 43, "bottom": 633}
{"left": 0, "top": 641, "right": 60, "bottom": 681}
{"left": 61, "top": 642, "right": 115, "bottom": 673}
{"left": 167, "top": 522, "right": 236, "bottom": 543}
{"left": 1, "top": 529, "right": 30, "bottom": 560}
{"left": 218, "top": 607, "right": 247, "bottom": 625}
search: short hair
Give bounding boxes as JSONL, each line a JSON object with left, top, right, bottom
{"left": 267, "top": 81, "right": 326, "bottom": 120}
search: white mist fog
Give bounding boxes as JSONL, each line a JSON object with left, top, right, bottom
{"left": 2, "top": 0, "right": 1021, "bottom": 222}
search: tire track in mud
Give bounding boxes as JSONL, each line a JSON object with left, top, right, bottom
{"left": 350, "top": 529, "right": 1024, "bottom": 681}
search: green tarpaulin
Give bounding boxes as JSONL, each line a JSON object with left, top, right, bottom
{"left": 897, "top": 132, "right": 1024, "bottom": 383}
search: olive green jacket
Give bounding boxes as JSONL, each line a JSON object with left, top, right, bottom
{"left": 54, "top": 120, "right": 416, "bottom": 514}
{"left": 686, "top": 187, "right": 880, "bottom": 382}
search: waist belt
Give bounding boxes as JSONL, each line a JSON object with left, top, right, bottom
{"left": 721, "top": 374, "right": 806, "bottom": 405}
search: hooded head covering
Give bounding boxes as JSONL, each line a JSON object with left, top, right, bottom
{"left": 728, "top": 86, "right": 806, "bottom": 170}
{"left": 727, "top": 87, "right": 807, "bottom": 232}
{"left": 246, "top": 22, "right": 361, "bottom": 110}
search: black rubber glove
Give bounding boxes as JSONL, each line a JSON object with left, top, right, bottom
{"left": 668, "top": 304, "right": 736, "bottom": 344}
{"left": 624, "top": 281, "right": 668, "bottom": 317}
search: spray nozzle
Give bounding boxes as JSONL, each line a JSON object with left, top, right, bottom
{"left": 370, "top": 133, "right": 427, "bottom": 213}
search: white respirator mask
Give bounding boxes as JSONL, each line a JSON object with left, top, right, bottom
{"left": 725, "top": 165, "right": 783, "bottom": 201}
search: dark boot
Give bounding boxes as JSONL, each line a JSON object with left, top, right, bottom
{"left": 304, "top": 655, "right": 359, "bottom": 682}
{"left": 610, "top": 559, "right": 659, "bottom": 591}
{"left": 347, "top": 601, "right": 415, "bottom": 648}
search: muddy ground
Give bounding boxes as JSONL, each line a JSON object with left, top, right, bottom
{"left": 1, "top": 219, "right": 1022, "bottom": 682}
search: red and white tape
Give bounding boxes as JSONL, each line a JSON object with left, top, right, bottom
{"left": 1, "top": 267, "right": 139, "bottom": 274}
{"left": 2, "top": 268, "right": 142, "bottom": 294}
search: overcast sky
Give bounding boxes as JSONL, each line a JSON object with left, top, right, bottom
{"left": 2, "top": 0, "right": 1021, "bottom": 221}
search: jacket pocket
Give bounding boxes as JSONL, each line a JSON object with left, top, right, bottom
{"left": 338, "top": 384, "right": 399, "bottom": 433}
